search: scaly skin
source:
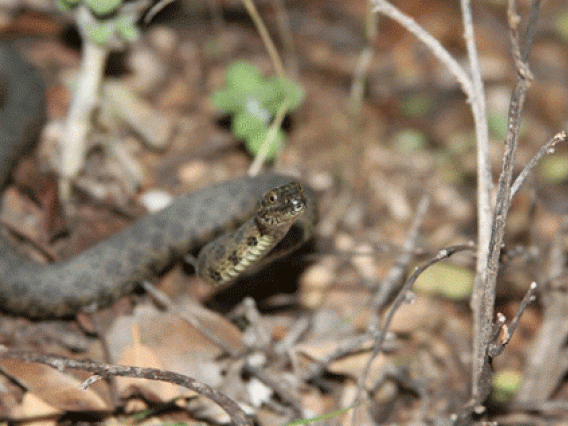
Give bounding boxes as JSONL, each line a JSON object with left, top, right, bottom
{"left": 0, "top": 45, "right": 317, "bottom": 318}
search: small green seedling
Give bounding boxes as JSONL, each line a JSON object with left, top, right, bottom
{"left": 212, "top": 61, "right": 305, "bottom": 160}
{"left": 56, "top": 0, "right": 140, "bottom": 45}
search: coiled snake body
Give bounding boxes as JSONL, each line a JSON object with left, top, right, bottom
{"left": 0, "top": 45, "right": 317, "bottom": 319}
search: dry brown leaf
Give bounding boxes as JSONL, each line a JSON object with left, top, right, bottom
{"left": 115, "top": 324, "right": 180, "bottom": 403}
{"left": 11, "top": 392, "right": 60, "bottom": 424}
{"left": 0, "top": 359, "right": 108, "bottom": 412}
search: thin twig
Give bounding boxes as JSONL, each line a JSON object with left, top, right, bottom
{"left": 360, "top": 244, "right": 475, "bottom": 390}
{"left": 471, "top": 0, "right": 538, "bottom": 403}
{"left": 487, "top": 282, "right": 537, "bottom": 358}
{"left": 240, "top": 0, "right": 285, "bottom": 79}
{"left": 0, "top": 219, "right": 60, "bottom": 262}
{"left": 0, "top": 348, "right": 252, "bottom": 426}
{"left": 460, "top": 0, "right": 493, "bottom": 278}
{"left": 248, "top": 97, "right": 289, "bottom": 176}
{"left": 240, "top": 0, "right": 293, "bottom": 175}
{"left": 349, "top": 2, "right": 377, "bottom": 113}
{"left": 370, "top": 0, "right": 474, "bottom": 99}
{"left": 272, "top": 0, "right": 299, "bottom": 77}
{"left": 510, "top": 131, "right": 568, "bottom": 200}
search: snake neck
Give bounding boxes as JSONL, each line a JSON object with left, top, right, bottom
{"left": 197, "top": 216, "right": 292, "bottom": 288}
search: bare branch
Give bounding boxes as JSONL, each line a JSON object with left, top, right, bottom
{"left": 370, "top": 0, "right": 474, "bottom": 99}
{"left": 360, "top": 244, "right": 475, "bottom": 390}
{"left": 470, "top": 0, "right": 539, "bottom": 402}
{"left": 487, "top": 282, "right": 538, "bottom": 357}
{"left": 460, "top": 0, "right": 493, "bottom": 274}
{"left": 510, "top": 131, "right": 568, "bottom": 199}
{"left": 0, "top": 348, "right": 252, "bottom": 426}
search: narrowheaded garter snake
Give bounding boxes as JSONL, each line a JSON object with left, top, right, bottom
{"left": 0, "top": 44, "right": 317, "bottom": 319}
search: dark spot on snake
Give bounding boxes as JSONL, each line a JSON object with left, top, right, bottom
{"left": 209, "top": 269, "right": 222, "bottom": 283}
{"left": 258, "top": 224, "right": 270, "bottom": 237}
{"left": 228, "top": 251, "right": 240, "bottom": 266}
{"left": 247, "top": 236, "right": 258, "bottom": 247}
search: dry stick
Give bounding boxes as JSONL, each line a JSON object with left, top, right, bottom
{"left": 349, "top": 2, "right": 378, "bottom": 113}
{"left": 370, "top": 2, "right": 494, "bottom": 363}
{"left": 470, "top": 0, "right": 538, "bottom": 404}
{"left": 248, "top": 97, "right": 290, "bottom": 176}
{"left": 462, "top": 0, "right": 493, "bottom": 389}
{"left": 514, "top": 218, "right": 568, "bottom": 405}
{"left": 370, "top": 0, "right": 474, "bottom": 98}
{"left": 0, "top": 348, "right": 252, "bottom": 426}
{"left": 459, "top": 0, "right": 493, "bottom": 275}
{"left": 359, "top": 244, "right": 476, "bottom": 392}
{"left": 487, "top": 282, "right": 537, "bottom": 358}
{"left": 245, "top": 366, "right": 304, "bottom": 414}
{"left": 510, "top": 131, "right": 568, "bottom": 200}
{"left": 241, "top": 0, "right": 285, "bottom": 79}
{"left": 0, "top": 219, "right": 60, "bottom": 262}
{"left": 144, "top": 0, "right": 175, "bottom": 24}
{"left": 272, "top": 0, "right": 299, "bottom": 77}
{"left": 241, "top": 0, "right": 291, "bottom": 176}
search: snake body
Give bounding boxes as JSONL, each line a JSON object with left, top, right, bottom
{"left": 0, "top": 45, "right": 316, "bottom": 319}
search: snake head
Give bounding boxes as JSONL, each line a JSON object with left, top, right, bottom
{"left": 256, "top": 181, "right": 307, "bottom": 227}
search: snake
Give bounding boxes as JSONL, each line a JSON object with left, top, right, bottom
{"left": 0, "top": 44, "right": 317, "bottom": 319}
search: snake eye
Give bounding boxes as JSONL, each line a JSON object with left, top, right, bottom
{"left": 267, "top": 191, "right": 278, "bottom": 203}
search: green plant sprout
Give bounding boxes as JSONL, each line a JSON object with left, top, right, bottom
{"left": 56, "top": 0, "right": 141, "bottom": 45}
{"left": 54, "top": 0, "right": 150, "bottom": 201}
{"left": 212, "top": 61, "right": 305, "bottom": 160}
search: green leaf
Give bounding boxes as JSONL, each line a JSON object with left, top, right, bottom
{"left": 264, "top": 76, "right": 305, "bottom": 114}
{"left": 85, "top": 0, "right": 123, "bottom": 16}
{"left": 115, "top": 16, "right": 140, "bottom": 42}
{"left": 245, "top": 128, "right": 285, "bottom": 161}
{"left": 414, "top": 262, "right": 474, "bottom": 300}
{"left": 401, "top": 93, "right": 434, "bottom": 118}
{"left": 231, "top": 112, "right": 267, "bottom": 140}
{"left": 392, "top": 129, "right": 427, "bottom": 152}
{"left": 554, "top": 10, "right": 568, "bottom": 42}
{"left": 492, "top": 369, "right": 522, "bottom": 402}
{"left": 212, "top": 88, "right": 248, "bottom": 113}
{"left": 487, "top": 111, "right": 508, "bottom": 140}
{"left": 284, "top": 405, "right": 357, "bottom": 426}
{"left": 86, "top": 20, "right": 114, "bottom": 44}
{"left": 225, "top": 61, "right": 262, "bottom": 89}
{"left": 538, "top": 155, "right": 568, "bottom": 184}
{"left": 56, "top": 0, "right": 80, "bottom": 12}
